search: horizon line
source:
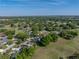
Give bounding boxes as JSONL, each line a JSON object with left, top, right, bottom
{"left": 1, "top": 15, "right": 79, "bottom": 17}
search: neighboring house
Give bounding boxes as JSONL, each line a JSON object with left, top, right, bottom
{"left": 52, "top": 31, "right": 60, "bottom": 35}
{"left": 12, "top": 37, "right": 18, "bottom": 41}
{"left": 21, "top": 39, "right": 33, "bottom": 48}
{"left": 38, "top": 30, "right": 49, "bottom": 37}
{"left": 0, "top": 33, "right": 8, "bottom": 43}
{"left": 26, "top": 26, "right": 31, "bottom": 31}
{"left": 33, "top": 37, "right": 41, "bottom": 42}
{"left": 0, "top": 49, "right": 7, "bottom": 54}
{"left": 12, "top": 47, "right": 21, "bottom": 52}
{"left": 28, "top": 31, "right": 32, "bottom": 36}
{"left": 0, "top": 49, "right": 6, "bottom": 54}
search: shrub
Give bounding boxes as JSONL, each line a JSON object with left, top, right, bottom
{"left": 40, "top": 35, "right": 50, "bottom": 46}
{"left": 50, "top": 33, "right": 58, "bottom": 42}
{"left": 59, "top": 31, "right": 78, "bottom": 40}
{"left": 16, "top": 31, "right": 28, "bottom": 41}
{"left": 7, "top": 34, "right": 13, "bottom": 39}
{"left": 40, "top": 33, "right": 58, "bottom": 46}
{"left": 67, "top": 52, "right": 79, "bottom": 59}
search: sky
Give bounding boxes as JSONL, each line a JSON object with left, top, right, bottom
{"left": 0, "top": 0, "right": 79, "bottom": 16}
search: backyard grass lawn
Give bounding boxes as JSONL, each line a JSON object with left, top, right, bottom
{"left": 32, "top": 36, "right": 79, "bottom": 59}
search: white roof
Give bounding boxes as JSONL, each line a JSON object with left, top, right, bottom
{"left": 12, "top": 47, "right": 21, "bottom": 51}
{"left": 0, "top": 49, "right": 4, "bottom": 52}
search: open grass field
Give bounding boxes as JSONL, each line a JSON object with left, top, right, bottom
{"left": 32, "top": 29, "right": 79, "bottom": 59}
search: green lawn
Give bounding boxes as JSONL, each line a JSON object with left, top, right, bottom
{"left": 31, "top": 36, "right": 79, "bottom": 59}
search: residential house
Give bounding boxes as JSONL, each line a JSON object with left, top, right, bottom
{"left": 12, "top": 47, "right": 21, "bottom": 52}
{"left": 0, "top": 33, "right": 8, "bottom": 44}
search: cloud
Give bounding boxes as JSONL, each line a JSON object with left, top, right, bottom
{"left": 0, "top": 0, "right": 67, "bottom": 6}
{"left": 47, "top": 0, "right": 66, "bottom": 5}
{"left": 48, "top": 0, "right": 66, "bottom": 5}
